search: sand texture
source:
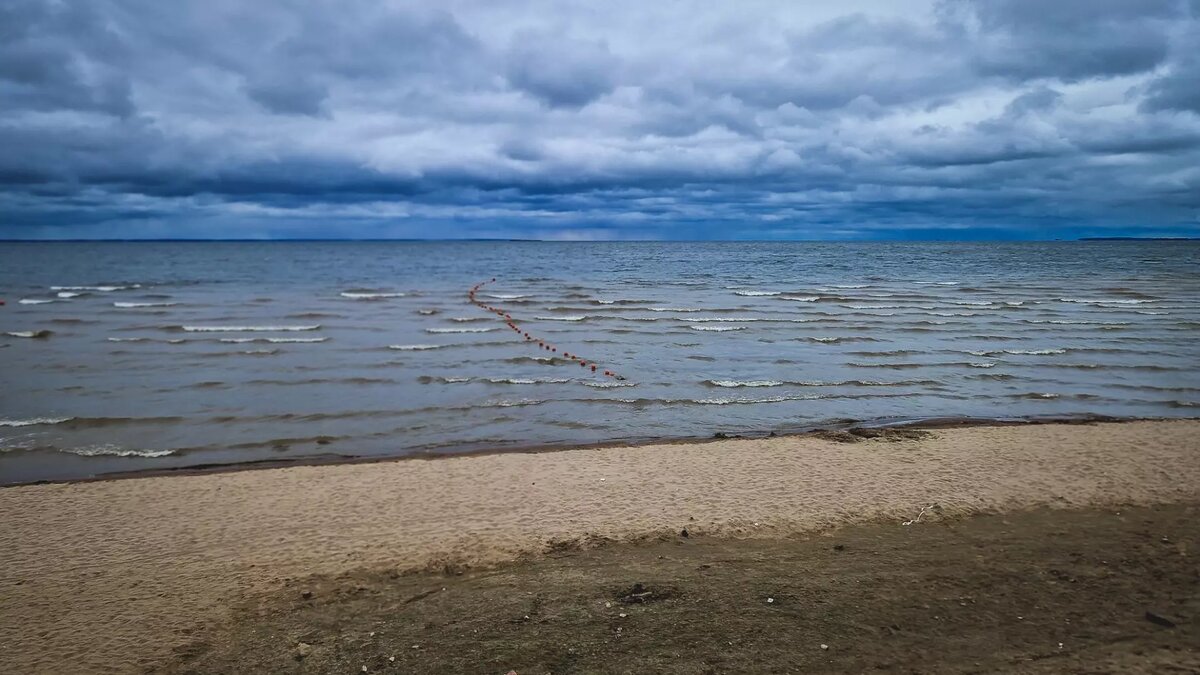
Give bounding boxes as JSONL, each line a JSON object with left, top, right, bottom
{"left": 1, "top": 420, "right": 1199, "bottom": 672}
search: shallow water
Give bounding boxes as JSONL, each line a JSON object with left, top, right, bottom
{"left": 1, "top": 241, "right": 1198, "bottom": 483}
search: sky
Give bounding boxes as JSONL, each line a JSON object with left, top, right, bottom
{"left": 2, "top": 0, "right": 1199, "bottom": 240}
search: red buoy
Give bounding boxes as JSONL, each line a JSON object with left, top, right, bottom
{"left": 591, "top": 365, "right": 597, "bottom": 372}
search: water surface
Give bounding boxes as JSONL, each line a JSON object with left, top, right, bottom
{"left": 2, "top": 241, "right": 1197, "bottom": 483}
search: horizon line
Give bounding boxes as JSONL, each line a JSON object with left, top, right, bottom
{"left": 1, "top": 237, "right": 1198, "bottom": 243}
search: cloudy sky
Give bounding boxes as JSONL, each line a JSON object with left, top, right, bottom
{"left": 3, "top": 0, "right": 1199, "bottom": 240}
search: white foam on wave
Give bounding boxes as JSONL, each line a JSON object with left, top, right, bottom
{"left": 182, "top": 325, "right": 320, "bottom": 332}
{"left": 706, "top": 380, "right": 784, "bottom": 388}
{"left": 485, "top": 377, "right": 571, "bottom": 385}
{"left": 389, "top": 344, "right": 445, "bottom": 350}
{"left": 114, "top": 301, "right": 177, "bottom": 308}
{"left": 65, "top": 444, "right": 175, "bottom": 458}
{"left": 1026, "top": 319, "right": 1129, "bottom": 326}
{"left": 18, "top": 298, "right": 56, "bottom": 305}
{"left": 1002, "top": 348, "right": 1068, "bottom": 355}
{"left": 1059, "top": 298, "right": 1158, "bottom": 305}
{"left": 779, "top": 295, "right": 820, "bottom": 302}
{"left": 51, "top": 285, "right": 139, "bottom": 292}
{"left": 967, "top": 362, "right": 996, "bottom": 368}
{"left": 733, "top": 290, "right": 782, "bottom": 297}
{"left": 340, "top": 292, "right": 407, "bottom": 299}
{"left": 425, "top": 327, "right": 497, "bottom": 333}
{"left": 844, "top": 304, "right": 901, "bottom": 310}
{"left": 107, "top": 337, "right": 148, "bottom": 342}
{"left": 450, "top": 316, "right": 488, "bottom": 322}
{"left": 0, "top": 417, "right": 72, "bottom": 427}
{"left": 914, "top": 281, "right": 959, "bottom": 285}
{"left": 687, "top": 316, "right": 765, "bottom": 322}
{"left": 219, "top": 337, "right": 329, "bottom": 344}
{"left": 535, "top": 315, "right": 588, "bottom": 322}
{"left": 649, "top": 307, "right": 703, "bottom": 312}
{"left": 56, "top": 291, "right": 84, "bottom": 298}
{"left": 689, "top": 325, "right": 746, "bottom": 331}
{"left": 809, "top": 336, "right": 842, "bottom": 343}
{"left": 584, "top": 381, "right": 637, "bottom": 388}
{"left": 5, "top": 330, "right": 53, "bottom": 338}
{"left": 483, "top": 293, "right": 528, "bottom": 299}
{"left": 828, "top": 284, "right": 870, "bottom": 289}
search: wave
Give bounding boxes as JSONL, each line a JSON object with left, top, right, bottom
{"left": 847, "top": 349, "right": 923, "bottom": 356}
{"left": 705, "top": 380, "right": 784, "bottom": 388}
{"left": 388, "top": 344, "right": 445, "bottom": 350}
{"left": 484, "top": 377, "right": 571, "bottom": 385}
{"left": 483, "top": 293, "right": 528, "bottom": 299}
{"left": 1059, "top": 298, "right": 1158, "bottom": 304}
{"left": 503, "top": 356, "right": 562, "bottom": 365}
{"left": 733, "top": 290, "right": 781, "bottom": 297}
{"left": 107, "top": 337, "right": 148, "bottom": 343}
{"left": 56, "top": 291, "right": 84, "bottom": 298}
{"left": 970, "top": 348, "right": 1068, "bottom": 356}
{"left": 914, "top": 281, "right": 959, "bottom": 285}
{"left": 689, "top": 325, "right": 745, "bottom": 331}
{"left": 113, "top": 300, "right": 176, "bottom": 309}
{"left": 181, "top": 325, "right": 320, "bottom": 332}
{"left": 649, "top": 307, "right": 703, "bottom": 312}
{"left": 5, "top": 330, "right": 53, "bottom": 338}
{"left": 417, "top": 375, "right": 473, "bottom": 384}
{"left": 844, "top": 304, "right": 901, "bottom": 310}
{"left": 450, "top": 316, "right": 490, "bottom": 322}
{"left": 612, "top": 394, "right": 821, "bottom": 406}
{"left": 1024, "top": 320, "right": 1129, "bottom": 326}
{"left": 417, "top": 309, "right": 439, "bottom": 315}
{"left": 51, "top": 285, "right": 140, "bottom": 292}
{"left": 18, "top": 298, "right": 56, "bottom": 305}
{"left": 287, "top": 312, "right": 343, "bottom": 319}
{"left": 535, "top": 315, "right": 588, "bottom": 322}
{"left": 425, "top": 327, "right": 497, "bottom": 334}
{"left": 779, "top": 296, "right": 820, "bottom": 302}
{"left": 64, "top": 444, "right": 175, "bottom": 458}
{"left": 584, "top": 381, "right": 637, "bottom": 388}
{"left": 0, "top": 417, "right": 72, "bottom": 427}
{"left": 218, "top": 337, "right": 329, "bottom": 344}
{"left": 340, "top": 291, "right": 407, "bottom": 299}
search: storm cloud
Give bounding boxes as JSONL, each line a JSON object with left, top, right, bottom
{"left": 2, "top": 0, "right": 1198, "bottom": 239}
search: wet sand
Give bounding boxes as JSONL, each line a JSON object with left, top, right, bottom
{"left": 1, "top": 419, "right": 1198, "bottom": 673}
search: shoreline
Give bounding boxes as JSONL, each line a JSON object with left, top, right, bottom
{"left": 3, "top": 412, "right": 1171, "bottom": 487}
{"left": 2, "top": 419, "right": 1198, "bottom": 672}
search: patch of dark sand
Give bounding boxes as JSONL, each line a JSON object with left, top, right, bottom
{"left": 812, "top": 427, "right": 932, "bottom": 443}
{"left": 168, "top": 503, "right": 1199, "bottom": 674}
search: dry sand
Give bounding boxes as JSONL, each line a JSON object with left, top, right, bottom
{"left": 1, "top": 420, "right": 1199, "bottom": 673}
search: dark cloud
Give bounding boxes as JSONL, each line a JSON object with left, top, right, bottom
{"left": 506, "top": 33, "right": 619, "bottom": 107}
{"left": 1, "top": 0, "right": 1198, "bottom": 240}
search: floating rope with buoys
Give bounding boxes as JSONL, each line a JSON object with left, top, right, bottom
{"left": 469, "top": 278, "right": 626, "bottom": 381}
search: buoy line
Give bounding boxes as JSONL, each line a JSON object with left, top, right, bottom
{"left": 469, "top": 279, "right": 626, "bottom": 381}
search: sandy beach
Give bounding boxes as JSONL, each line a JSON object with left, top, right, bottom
{"left": 2, "top": 419, "right": 1198, "bottom": 673}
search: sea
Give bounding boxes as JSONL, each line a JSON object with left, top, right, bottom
{"left": 2, "top": 241, "right": 1198, "bottom": 483}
